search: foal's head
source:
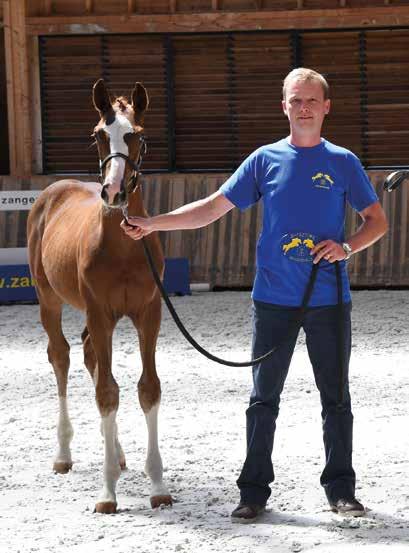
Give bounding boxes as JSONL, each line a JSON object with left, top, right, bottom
{"left": 92, "top": 78, "right": 149, "bottom": 208}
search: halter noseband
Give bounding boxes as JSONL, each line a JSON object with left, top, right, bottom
{"left": 98, "top": 134, "right": 147, "bottom": 193}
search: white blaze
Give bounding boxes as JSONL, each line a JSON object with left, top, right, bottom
{"left": 103, "top": 114, "right": 133, "bottom": 188}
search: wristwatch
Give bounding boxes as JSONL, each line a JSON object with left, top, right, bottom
{"left": 342, "top": 242, "right": 353, "bottom": 261}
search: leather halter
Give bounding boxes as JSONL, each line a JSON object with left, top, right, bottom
{"left": 98, "top": 134, "right": 147, "bottom": 193}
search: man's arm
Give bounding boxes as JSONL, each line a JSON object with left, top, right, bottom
{"left": 121, "top": 190, "right": 235, "bottom": 240}
{"left": 311, "top": 201, "right": 388, "bottom": 264}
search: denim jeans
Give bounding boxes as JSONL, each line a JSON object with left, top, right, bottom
{"left": 237, "top": 300, "right": 355, "bottom": 506}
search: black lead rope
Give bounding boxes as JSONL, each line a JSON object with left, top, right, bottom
{"left": 141, "top": 236, "right": 324, "bottom": 368}
{"left": 141, "top": 236, "right": 345, "bottom": 406}
{"left": 335, "top": 260, "right": 345, "bottom": 407}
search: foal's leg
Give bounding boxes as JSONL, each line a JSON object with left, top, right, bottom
{"left": 39, "top": 293, "right": 73, "bottom": 474}
{"left": 131, "top": 296, "right": 172, "bottom": 508}
{"left": 85, "top": 310, "right": 122, "bottom": 514}
{"left": 81, "top": 327, "right": 126, "bottom": 470}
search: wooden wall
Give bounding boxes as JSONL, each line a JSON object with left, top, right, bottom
{"left": 0, "top": 171, "right": 404, "bottom": 288}
{"left": 22, "top": 0, "right": 409, "bottom": 17}
{"left": 0, "top": 29, "right": 9, "bottom": 174}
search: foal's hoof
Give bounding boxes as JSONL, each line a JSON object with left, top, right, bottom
{"left": 53, "top": 461, "right": 73, "bottom": 474}
{"left": 120, "top": 460, "right": 127, "bottom": 471}
{"left": 150, "top": 494, "right": 173, "bottom": 509}
{"left": 94, "top": 501, "right": 117, "bottom": 514}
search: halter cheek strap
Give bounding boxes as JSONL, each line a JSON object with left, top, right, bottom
{"left": 99, "top": 135, "right": 147, "bottom": 192}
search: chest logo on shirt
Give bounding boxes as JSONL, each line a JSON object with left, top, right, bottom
{"left": 280, "top": 232, "right": 318, "bottom": 263}
{"left": 312, "top": 172, "right": 334, "bottom": 190}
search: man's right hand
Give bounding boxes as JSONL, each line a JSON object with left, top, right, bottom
{"left": 120, "top": 217, "right": 153, "bottom": 240}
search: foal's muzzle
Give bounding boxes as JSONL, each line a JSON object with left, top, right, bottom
{"left": 101, "top": 184, "right": 127, "bottom": 207}
{"left": 383, "top": 170, "right": 409, "bottom": 192}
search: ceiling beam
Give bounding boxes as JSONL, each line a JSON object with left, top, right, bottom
{"left": 26, "top": 6, "right": 409, "bottom": 35}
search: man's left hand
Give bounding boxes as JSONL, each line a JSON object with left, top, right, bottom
{"left": 310, "top": 240, "right": 346, "bottom": 264}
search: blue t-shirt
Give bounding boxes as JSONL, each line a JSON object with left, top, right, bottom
{"left": 219, "top": 137, "right": 378, "bottom": 307}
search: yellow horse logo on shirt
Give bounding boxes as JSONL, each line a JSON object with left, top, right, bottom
{"left": 312, "top": 172, "right": 334, "bottom": 188}
{"left": 283, "top": 237, "right": 302, "bottom": 253}
{"left": 281, "top": 232, "right": 318, "bottom": 263}
{"left": 303, "top": 238, "right": 315, "bottom": 249}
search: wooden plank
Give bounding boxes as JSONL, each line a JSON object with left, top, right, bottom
{"left": 3, "top": 1, "right": 16, "bottom": 175}
{"left": 26, "top": 6, "right": 409, "bottom": 35}
{"left": 29, "top": 36, "right": 43, "bottom": 174}
{"left": 3, "top": 0, "right": 32, "bottom": 177}
{"left": 0, "top": 29, "right": 10, "bottom": 175}
{"left": 44, "top": 0, "right": 53, "bottom": 16}
{"left": 128, "top": 0, "right": 136, "bottom": 13}
{"left": 85, "top": 0, "right": 94, "bottom": 14}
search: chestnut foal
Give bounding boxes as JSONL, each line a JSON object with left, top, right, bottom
{"left": 27, "top": 79, "right": 172, "bottom": 513}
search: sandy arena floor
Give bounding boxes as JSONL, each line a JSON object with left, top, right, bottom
{"left": 1, "top": 289, "right": 409, "bottom": 553}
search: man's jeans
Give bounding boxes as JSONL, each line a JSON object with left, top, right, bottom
{"left": 237, "top": 300, "right": 356, "bottom": 506}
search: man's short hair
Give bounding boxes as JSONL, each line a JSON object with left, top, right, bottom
{"left": 283, "top": 68, "right": 330, "bottom": 100}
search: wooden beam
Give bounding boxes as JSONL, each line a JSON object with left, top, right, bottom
{"left": 29, "top": 36, "right": 43, "bottom": 174}
{"left": 4, "top": 0, "right": 32, "bottom": 177}
{"left": 3, "top": 1, "right": 16, "bottom": 174}
{"left": 212, "top": 0, "right": 219, "bottom": 11}
{"left": 297, "top": 0, "right": 303, "bottom": 8}
{"left": 43, "top": 0, "right": 52, "bottom": 17}
{"left": 26, "top": 6, "right": 409, "bottom": 35}
{"left": 127, "top": 0, "right": 136, "bottom": 14}
{"left": 85, "top": 0, "right": 93, "bottom": 15}
{"left": 169, "top": 0, "right": 177, "bottom": 13}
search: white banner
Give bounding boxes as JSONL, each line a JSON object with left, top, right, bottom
{"left": 0, "top": 248, "right": 28, "bottom": 265}
{"left": 0, "top": 190, "right": 41, "bottom": 211}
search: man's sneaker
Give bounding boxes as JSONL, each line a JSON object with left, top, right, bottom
{"left": 329, "top": 497, "right": 365, "bottom": 517}
{"left": 231, "top": 502, "right": 266, "bottom": 523}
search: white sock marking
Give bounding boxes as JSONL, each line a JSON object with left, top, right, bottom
{"left": 55, "top": 396, "right": 73, "bottom": 465}
{"left": 98, "top": 411, "right": 121, "bottom": 505}
{"left": 144, "top": 404, "right": 170, "bottom": 497}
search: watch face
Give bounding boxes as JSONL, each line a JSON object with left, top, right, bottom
{"left": 342, "top": 243, "right": 352, "bottom": 259}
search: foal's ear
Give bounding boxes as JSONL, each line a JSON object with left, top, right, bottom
{"left": 92, "top": 79, "right": 112, "bottom": 114}
{"left": 131, "top": 82, "right": 149, "bottom": 118}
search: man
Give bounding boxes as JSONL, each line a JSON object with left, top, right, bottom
{"left": 121, "top": 68, "right": 388, "bottom": 522}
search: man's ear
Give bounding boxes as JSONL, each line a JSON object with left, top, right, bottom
{"left": 324, "top": 99, "right": 331, "bottom": 115}
{"left": 282, "top": 99, "right": 288, "bottom": 115}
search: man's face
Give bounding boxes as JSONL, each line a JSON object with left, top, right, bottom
{"left": 282, "top": 78, "right": 330, "bottom": 137}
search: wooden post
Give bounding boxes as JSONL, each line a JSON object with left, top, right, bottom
{"left": 3, "top": 0, "right": 32, "bottom": 177}
{"left": 128, "top": 0, "right": 136, "bottom": 14}
{"left": 43, "top": 0, "right": 52, "bottom": 16}
{"left": 29, "top": 36, "right": 43, "bottom": 174}
{"left": 85, "top": 0, "right": 93, "bottom": 14}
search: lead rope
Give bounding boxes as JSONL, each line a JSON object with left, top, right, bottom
{"left": 335, "top": 260, "right": 345, "bottom": 408}
{"left": 140, "top": 236, "right": 322, "bottom": 367}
